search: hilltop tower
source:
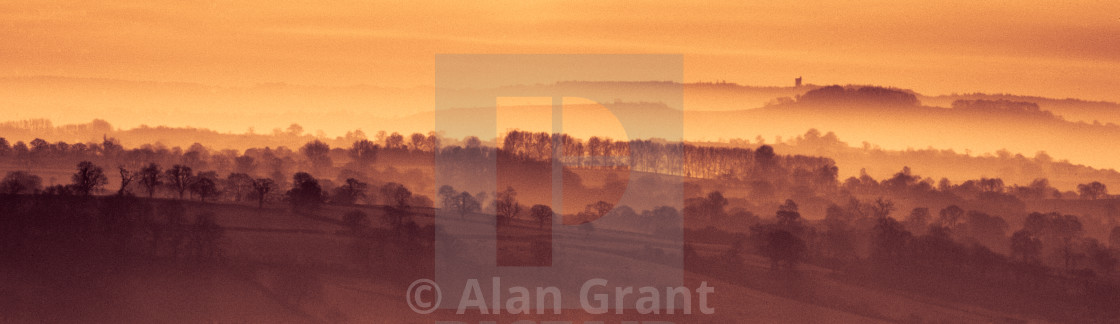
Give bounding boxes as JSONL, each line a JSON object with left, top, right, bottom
{"left": 795, "top": 76, "right": 802, "bottom": 87}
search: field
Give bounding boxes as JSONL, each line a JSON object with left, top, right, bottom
{"left": 1, "top": 195, "right": 1059, "bottom": 323}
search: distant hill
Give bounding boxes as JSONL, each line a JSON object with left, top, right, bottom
{"left": 683, "top": 85, "right": 1120, "bottom": 172}
{"left": 5, "top": 77, "right": 1120, "bottom": 171}
{"left": 922, "top": 93, "right": 1120, "bottom": 125}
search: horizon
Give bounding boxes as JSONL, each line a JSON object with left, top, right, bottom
{"left": 5, "top": 2, "right": 1120, "bottom": 322}
{"left": 3, "top": 0, "right": 1119, "bottom": 99}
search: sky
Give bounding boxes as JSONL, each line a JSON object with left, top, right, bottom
{"left": 1, "top": 0, "right": 1118, "bottom": 101}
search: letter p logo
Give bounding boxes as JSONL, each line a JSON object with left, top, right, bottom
{"left": 434, "top": 55, "right": 683, "bottom": 311}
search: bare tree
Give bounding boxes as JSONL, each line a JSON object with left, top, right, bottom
{"left": 165, "top": 165, "right": 193, "bottom": 199}
{"left": 118, "top": 166, "right": 136, "bottom": 196}
{"left": 139, "top": 163, "right": 162, "bottom": 198}
{"left": 252, "top": 178, "right": 276, "bottom": 208}
{"left": 348, "top": 139, "right": 379, "bottom": 168}
{"left": 494, "top": 186, "right": 521, "bottom": 225}
{"left": 870, "top": 197, "right": 895, "bottom": 219}
{"left": 300, "top": 140, "right": 332, "bottom": 171}
{"left": 226, "top": 173, "right": 253, "bottom": 201}
{"left": 72, "top": 161, "right": 108, "bottom": 196}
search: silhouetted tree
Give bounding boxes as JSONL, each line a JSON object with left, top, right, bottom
{"left": 798, "top": 85, "right": 919, "bottom": 106}
{"left": 1085, "top": 239, "right": 1117, "bottom": 275}
{"left": 452, "top": 191, "right": 480, "bottom": 219}
{"left": 1013, "top": 178, "right": 1058, "bottom": 200}
{"left": 190, "top": 176, "right": 218, "bottom": 201}
{"left": 587, "top": 201, "right": 614, "bottom": 219}
{"left": 379, "top": 182, "right": 411, "bottom": 208}
{"left": 332, "top": 178, "right": 367, "bottom": 205}
{"left": 684, "top": 191, "right": 729, "bottom": 223}
{"left": 300, "top": 140, "right": 332, "bottom": 171}
{"left": 165, "top": 164, "right": 193, "bottom": 199}
{"left": 962, "top": 210, "right": 1008, "bottom": 248}
{"left": 287, "top": 172, "right": 323, "bottom": 211}
{"left": 139, "top": 163, "right": 162, "bottom": 198}
{"left": 1010, "top": 229, "right": 1042, "bottom": 264}
{"left": 1, "top": 171, "right": 42, "bottom": 194}
{"left": 1024, "top": 212, "right": 1084, "bottom": 270}
{"left": 754, "top": 145, "right": 776, "bottom": 170}
{"left": 870, "top": 197, "right": 895, "bottom": 219}
{"left": 530, "top": 204, "right": 553, "bottom": 229}
{"left": 71, "top": 161, "right": 108, "bottom": 196}
{"left": 822, "top": 204, "right": 856, "bottom": 260}
{"left": 226, "top": 173, "right": 253, "bottom": 201}
{"left": 937, "top": 205, "right": 965, "bottom": 230}
{"left": 409, "top": 133, "right": 426, "bottom": 151}
{"left": 494, "top": 186, "right": 521, "bottom": 225}
{"left": 348, "top": 139, "right": 378, "bottom": 167}
{"left": 903, "top": 207, "right": 931, "bottom": 235}
{"left": 977, "top": 177, "right": 1005, "bottom": 193}
{"left": 464, "top": 136, "right": 482, "bottom": 149}
{"left": 871, "top": 216, "right": 911, "bottom": 264}
{"left": 385, "top": 132, "right": 405, "bottom": 149}
{"left": 117, "top": 166, "right": 136, "bottom": 196}
{"left": 426, "top": 132, "right": 441, "bottom": 151}
{"left": 252, "top": 178, "right": 276, "bottom": 208}
{"left": 761, "top": 229, "right": 805, "bottom": 271}
{"left": 776, "top": 199, "right": 804, "bottom": 233}
{"left": 234, "top": 155, "right": 257, "bottom": 174}
{"left": 438, "top": 185, "right": 456, "bottom": 210}
{"left": 1078, "top": 181, "right": 1108, "bottom": 200}
{"left": 286, "top": 123, "right": 304, "bottom": 136}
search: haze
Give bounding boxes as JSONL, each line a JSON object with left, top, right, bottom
{"left": 2, "top": 0, "right": 1118, "bottom": 97}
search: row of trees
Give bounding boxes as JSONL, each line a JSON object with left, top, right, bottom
{"left": 0, "top": 160, "right": 432, "bottom": 214}
{"left": 4, "top": 132, "right": 1113, "bottom": 214}
{"left": 696, "top": 194, "right": 1120, "bottom": 280}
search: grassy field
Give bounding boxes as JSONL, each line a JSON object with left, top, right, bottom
{"left": 0, "top": 195, "right": 1073, "bottom": 323}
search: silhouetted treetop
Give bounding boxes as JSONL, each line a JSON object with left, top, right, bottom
{"left": 796, "top": 85, "right": 919, "bottom": 107}
{"left": 951, "top": 99, "right": 1056, "bottom": 118}
{"left": 71, "top": 161, "right": 108, "bottom": 196}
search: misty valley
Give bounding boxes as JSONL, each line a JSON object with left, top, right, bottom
{"left": 2, "top": 114, "right": 1120, "bottom": 322}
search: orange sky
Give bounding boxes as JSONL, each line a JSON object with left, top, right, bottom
{"left": 2, "top": 0, "right": 1118, "bottom": 101}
